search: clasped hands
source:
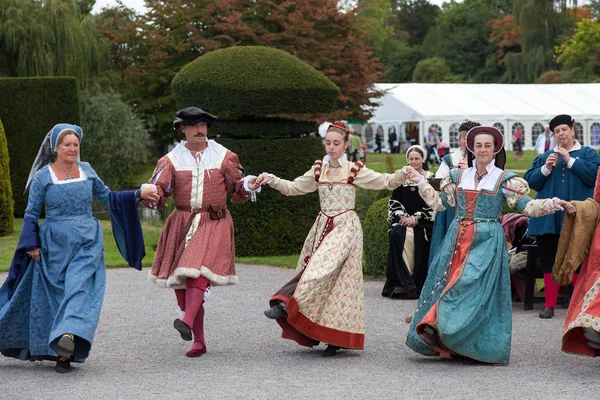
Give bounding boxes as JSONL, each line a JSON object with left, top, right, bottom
{"left": 250, "top": 173, "right": 273, "bottom": 189}
{"left": 402, "top": 166, "right": 423, "bottom": 184}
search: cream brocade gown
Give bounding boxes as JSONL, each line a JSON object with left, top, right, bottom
{"left": 268, "top": 160, "right": 405, "bottom": 350}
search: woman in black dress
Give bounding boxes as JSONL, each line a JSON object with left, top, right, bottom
{"left": 382, "top": 145, "right": 434, "bottom": 299}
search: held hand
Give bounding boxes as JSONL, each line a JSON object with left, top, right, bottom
{"left": 564, "top": 202, "right": 577, "bottom": 215}
{"left": 402, "top": 166, "right": 422, "bottom": 184}
{"left": 555, "top": 147, "right": 571, "bottom": 164}
{"left": 141, "top": 186, "right": 160, "bottom": 203}
{"left": 552, "top": 198, "right": 567, "bottom": 211}
{"left": 544, "top": 153, "right": 558, "bottom": 170}
{"left": 254, "top": 173, "right": 272, "bottom": 187}
{"left": 247, "top": 177, "right": 259, "bottom": 191}
{"left": 457, "top": 157, "right": 468, "bottom": 169}
{"left": 27, "top": 248, "right": 41, "bottom": 263}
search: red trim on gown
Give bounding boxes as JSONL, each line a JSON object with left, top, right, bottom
{"left": 416, "top": 190, "right": 478, "bottom": 358}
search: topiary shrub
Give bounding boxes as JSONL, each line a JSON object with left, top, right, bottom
{"left": 210, "top": 118, "right": 317, "bottom": 139}
{"left": 172, "top": 46, "right": 340, "bottom": 119}
{"left": 0, "top": 77, "right": 80, "bottom": 216}
{"left": 0, "top": 120, "right": 14, "bottom": 236}
{"left": 363, "top": 197, "right": 390, "bottom": 277}
{"left": 218, "top": 137, "right": 324, "bottom": 257}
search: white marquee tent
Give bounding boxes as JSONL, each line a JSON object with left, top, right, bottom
{"left": 361, "top": 83, "right": 600, "bottom": 152}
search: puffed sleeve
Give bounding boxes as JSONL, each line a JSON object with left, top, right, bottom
{"left": 269, "top": 166, "right": 319, "bottom": 196}
{"left": 502, "top": 176, "right": 556, "bottom": 217}
{"left": 222, "top": 151, "right": 252, "bottom": 203}
{"left": 417, "top": 175, "right": 456, "bottom": 212}
{"left": 141, "top": 156, "right": 173, "bottom": 210}
{"left": 353, "top": 166, "right": 407, "bottom": 190}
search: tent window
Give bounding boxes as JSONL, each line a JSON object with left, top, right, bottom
{"left": 364, "top": 124, "right": 374, "bottom": 149}
{"left": 574, "top": 122, "right": 584, "bottom": 145}
{"left": 428, "top": 124, "right": 442, "bottom": 138}
{"left": 591, "top": 123, "right": 600, "bottom": 146}
{"left": 493, "top": 123, "right": 505, "bottom": 135}
{"left": 531, "top": 123, "right": 544, "bottom": 147}
{"left": 449, "top": 123, "right": 460, "bottom": 148}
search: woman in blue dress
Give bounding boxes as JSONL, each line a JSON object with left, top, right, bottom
{"left": 428, "top": 121, "right": 479, "bottom": 267}
{"left": 0, "top": 124, "right": 157, "bottom": 373}
{"left": 402, "top": 126, "right": 567, "bottom": 364}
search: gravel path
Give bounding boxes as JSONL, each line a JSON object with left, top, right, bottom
{"left": 0, "top": 265, "right": 598, "bottom": 400}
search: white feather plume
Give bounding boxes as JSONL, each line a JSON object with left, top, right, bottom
{"left": 318, "top": 121, "right": 331, "bottom": 138}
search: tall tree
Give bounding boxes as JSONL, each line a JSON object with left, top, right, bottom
{"left": 0, "top": 0, "right": 108, "bottom": 81}
{"left": 392, "top": 0, "right": 440, "bottom": 46}
{"left": 556, "top": 19, "right": 600, "bottom": 80}
{"left": 356, "top": 0, "right": 394, "bottom": 55}
{"left": 427, "top": 0, "right": 506, "bottom": 82}
{"left": 504, "top": 0, "right": 579, "bottom": 82}
{"left": 97, "top": 0, "right": 383, "bottom": 146}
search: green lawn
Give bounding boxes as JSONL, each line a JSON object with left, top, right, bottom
{"left": 365, "top": 150, "right": 539, "bottom": 175}
{"left": 0, "top": 218, "right": 163, "bottom": 273}
{"left": 0, "top": 218, "right": 300, "bottom": 273}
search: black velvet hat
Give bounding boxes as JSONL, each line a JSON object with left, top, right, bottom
{"left": 549, "top": 114, "right": 573, "bottom": 132}
{"left": 173, "top": 107, "right": 217, "bottom": 130}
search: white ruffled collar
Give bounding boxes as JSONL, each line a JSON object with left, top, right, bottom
{"left": 322, "top": 153, "right": 348, "bottom": 166}
{"left": 471, "top": 158, "right": 497, "bottom": 172}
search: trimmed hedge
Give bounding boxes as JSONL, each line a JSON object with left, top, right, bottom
{"left": 218, "top": 137, "right": 324, "bottom": 257}
{"left": 0, "top": 77, "right": 80, "bottom": 216}
{"left": 0, "top": 120, "right": 14, "bottom": 236}
{"left": 172, "top": 46, "right": 340, "bottom": 116}
{"left": 211, "top": 118, "right": 316, "bottom": 139}
{"left": 363, "top": 197, "right": 390, "bottom": 276}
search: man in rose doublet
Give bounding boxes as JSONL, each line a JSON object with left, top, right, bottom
{"left": 142, "top": 107, "right": 259, "bottom": 357}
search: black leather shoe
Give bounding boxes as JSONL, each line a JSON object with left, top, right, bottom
{"left": 57, "top": 334, "right": 75, "bottom": 358}
{"left": 55, "top": 357, "right": 72, "bottom": 373}
{"left": 322, "top": 345, "right": 341, "bottom": 357}
{"left": 264, "top": 303, "right": 286, "bottom": 319}
{"left": 539, "top": 307, "right": 555, "bottom": 319}
{"left": 173, "top": 319, "right": 193, "bottom": 341}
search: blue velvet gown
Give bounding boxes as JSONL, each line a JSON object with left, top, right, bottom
{"left": 0, "top": 163, "right": 141, "bottom": 363}
{"left": 406, "top": 169, "right": 533, "bottom": 364}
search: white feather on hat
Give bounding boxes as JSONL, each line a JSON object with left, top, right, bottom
{"left": 318, "top": 121, "right": 331, "bottom": 138}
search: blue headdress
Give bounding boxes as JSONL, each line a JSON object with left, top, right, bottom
{"left": 25, "top": 123, "right": 83, "bottom": 193}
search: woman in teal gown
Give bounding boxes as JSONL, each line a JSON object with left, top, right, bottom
{"left": 0, "top": 124, "right": 157, "bottom": 372}
{"left": 402, "top": 126, "right": 566, "bottom": 364}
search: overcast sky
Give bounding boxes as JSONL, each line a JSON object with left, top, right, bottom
{"left": 92, "top": 0, "right": 452, "bottom": 15}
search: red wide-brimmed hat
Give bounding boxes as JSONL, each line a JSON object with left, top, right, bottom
{"left": 466, "top": 126, "right": 504, "bottom": 154}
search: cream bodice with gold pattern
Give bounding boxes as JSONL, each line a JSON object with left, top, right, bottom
{"left": 317, "top": 184, "right": 356, "bottom": 215}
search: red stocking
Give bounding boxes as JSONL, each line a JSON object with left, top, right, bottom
{"left": 544, "top": 273, "right": 559, "bottom": 308}
{"left": 572, "top": 273, "right": 579, "bottom": 289}
{"left": 175, "top": 289, "right": 186, "bottom": 312}
{"left": 186, "top": 303, "right": 207, "bottom": 357}
{"left": 182, "top": 287, "right": 204, "bottom": 327}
